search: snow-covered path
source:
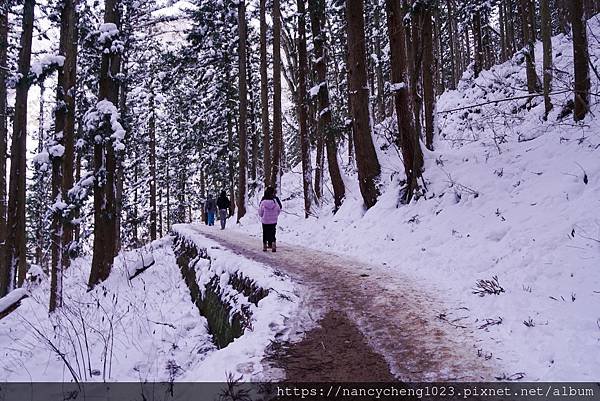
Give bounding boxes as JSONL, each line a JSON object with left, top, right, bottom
{"left": 185, "top": 223, "right": 497, "bottom": 381}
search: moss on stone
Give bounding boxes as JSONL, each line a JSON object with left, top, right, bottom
{"left": 173, "top": 235, "right": 267, "bottom": 349}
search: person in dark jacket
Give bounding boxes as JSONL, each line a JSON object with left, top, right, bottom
{"left": 217, "top": 191, "right": 230, "bottom": 230}
{"left": 258, "top": 186, "right": 282, "bottom": 252}
{"left": 205, "top": 194, "right": 217, "bottom": 226}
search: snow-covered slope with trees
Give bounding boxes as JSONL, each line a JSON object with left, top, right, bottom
{"left": 234, "top": 14, "right": 600, "bottom": 381}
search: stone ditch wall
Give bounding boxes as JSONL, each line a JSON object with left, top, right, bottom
{"left": 173, "top": 234, "right": 269, "bottom": 349}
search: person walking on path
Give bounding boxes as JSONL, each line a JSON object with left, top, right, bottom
{"left": 205, "top": 194, "right": 217, "bottom": 226}
{"left": 258, "top": 186, "right": 281, "bottom": 252}
{"left": 217, "top": 191, "right": 230, "bottom": 230}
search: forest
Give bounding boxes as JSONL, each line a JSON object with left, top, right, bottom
{"left": 0, "top": 0, "right": 599, "bottom": 387}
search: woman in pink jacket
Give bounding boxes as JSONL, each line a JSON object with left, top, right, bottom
{"left": 258, "top": 186, "right": 281, "bottom": 252}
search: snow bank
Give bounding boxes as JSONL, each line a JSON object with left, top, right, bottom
{"left": 1, "top": 229, "right": 301, "bottom": 382}
{"left": 0, "top": 238, "right": 215, "bottom": 382}
{"left": 0, "top": 288, "right": 28, "bottom": 315}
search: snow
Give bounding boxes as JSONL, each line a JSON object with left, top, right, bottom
{"left": 48, "top": 144, "right": 65, "bottom": 158}
{"left": 1, "top": 239, "right": 215, "bottom": 381}
{"left": 30, "top": 55, "right": 65, "bottom": 78}
{"left": 80, "top": 174, "right": 95, "bottom": 188}
{"left": 0, "top": 231, "right": 300, "bottom": 382}
{"left": 51, "top": 200, "right": 68, "bottom": 212}
{"left": 229, "top": 15, "right": 600, "bottom": 381}
{"left": 32, "top": 149, "right": 50, "bottom": 166}
{"left": 389, "top": 82, "right": 406, "bottom": 91}
{"left": 84, "top": 100, "right": 126, "bottom": 151}
{"left": 98, "top": 23, "right": 120, "bottom": 44}
{"left": 309, "top": 82, "right": 325, "bottom": 98}
{"left": 0, "top": 289, "right": 28, "bottom": 315}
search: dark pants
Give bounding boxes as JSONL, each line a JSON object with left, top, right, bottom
{"left": 219, "top": 209, "right": 227, "bottom": 229}
{"left": 262, "top": 224, "right": 277, "bottom": 245}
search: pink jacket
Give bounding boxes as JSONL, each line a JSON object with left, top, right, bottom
{"left": 258, "top": 199, "right": 281, "bottom": 224}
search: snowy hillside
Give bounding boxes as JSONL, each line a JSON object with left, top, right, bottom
{"left": 0, "top": 235, "right": 299, "bottom": 382}
{"left": 235, "top": 14, "right": 600, "bottom": 381}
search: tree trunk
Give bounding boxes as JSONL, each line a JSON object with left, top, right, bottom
{"left": 571, "top": 0, "right": 590, "bottom": 121}
{"left": 50, "top": 0, "right": 78, "bottom": 312}
{"left": 0, "top": 1, "right": 10, "bottom": 297}
{"left": 176, "top": 160, "right": 186, "bottom": 224}
{"left": 309, "top": 0, "right": 345, "bottom": 212}
{"left": 114, "top": 53, "right": 127, "bottom": 256}
{"left": 62, "top": 0, "right": 77, "bottom": 263}
{"left": 454, "top": 1, "right": 465, "bottom": 81}
{"left": 88, "top": 0, "right": 121, "bottom": 289}
{"left": 385, "top": 0, "right": 424, "bottom": 204}
{"left": 433, "top": 7, "right": 444, "bottom": 94}
{"left": 540, "top": 0, "right": 553, "bottom": 117}
{"left": 365, "top": 6, "right": 377, "bottom": 123}
{"left": 5, "top": 0, "right": 35, "bottom": 290}
{"left": 482, "top": 18, "right": 494, "bottom": 70}
{"left": 36, "top": 85, "right": 46, "bottom": 270}
{"left": 260, "top": 0, "right": 271, "bottom": 188}
{"left": 557, "top": 0, "right": 571, "bottom": 34}
{"left": 237, "top": 0, "right": 248, "bottom": 222}
{"left": 133, "top": 154, "right": 138, "bottom": 245}
{"left": 270, "top": 0, "right": 283, "bottom": 190}
{"left": 464, "top": 27, "right": 471, "bottom": 71}
{"left": 198, "top": 169, "right": 205, "bottom": 224}
{"left": 297, "top": 0, "right": 314, "bottom": 218}
{"left": 73, "top": 132, "right": 81, "bottom": 245}
{"left": 584, "top": 0, "right": 595, "bottom": 18}
{"left": 446, "top": 0, "right": 457, "bottom": 89}
{"left": 227, "top": 113, "right": 236, "bottom": 217}
{"left": 346, "top": 0, "right": 381, "bottom": 209}
{"left": 345, "top": 41, "right": 355, "bottom": 166}
{"left": 374, "top": 4, "right": 386, "bottom": 121}
{"left": 247, "top": 43, "right": 258, "bottom": 185}
{"left": 422, "top": 5, "right": 435, "bottom": 151}
{"left": 505, "top": 0, "right": 516, "bottom": 56}
{"left": 314, "top": 112, "right": 324, "bottom": 201}
{"left": 472, "top": 9, "right": 484, "bottom": 78}
{"left": 158, "top": 185, "right": 163, "bottom": 237}
{"left": 409, "top": 4, "right": 423, "bottom": 140}
{"left": 499, "top": 2, "right": 507, "bottom": 62}
{"left": 166, "top": 143, "right": 171, "bottom": 230}
{"left": 521, "top": 0, "right": 540, "bottom": 93}
{"left": 149, "top": 88, "right": 157, "bottom": 241}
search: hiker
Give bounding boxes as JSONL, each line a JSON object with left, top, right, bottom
{"left": 217, "top": 191, "right": 230, "bottom": 230}
{"left": 205, "top": 194, "right": 217, "bottom": 226}
{"left": 258, "top": 186, "right": 281, "bottom": 252}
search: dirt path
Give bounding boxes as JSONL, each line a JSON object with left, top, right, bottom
{"left": 266, "top": 311, "right": 396, "bottom": 382}
{"left": 187, "top": 224, "right": 495, "bottom": 381}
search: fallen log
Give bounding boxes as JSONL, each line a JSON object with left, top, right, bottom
{"left": 0, "top": 288, "right": 29, "bottom": 320}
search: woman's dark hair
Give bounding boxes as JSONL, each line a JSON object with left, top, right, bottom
{"left": 220, "top": 191, "right": 227, "bottom": 198}
{"left": 263, "top": 186, "right": 275, "bottom": 200}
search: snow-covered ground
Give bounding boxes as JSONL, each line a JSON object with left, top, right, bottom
{"left": 231, "top": 15, "right": 600, "bottom": 381}
{"left": 0, "top": 234, "right": 299, "bottom": 382}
